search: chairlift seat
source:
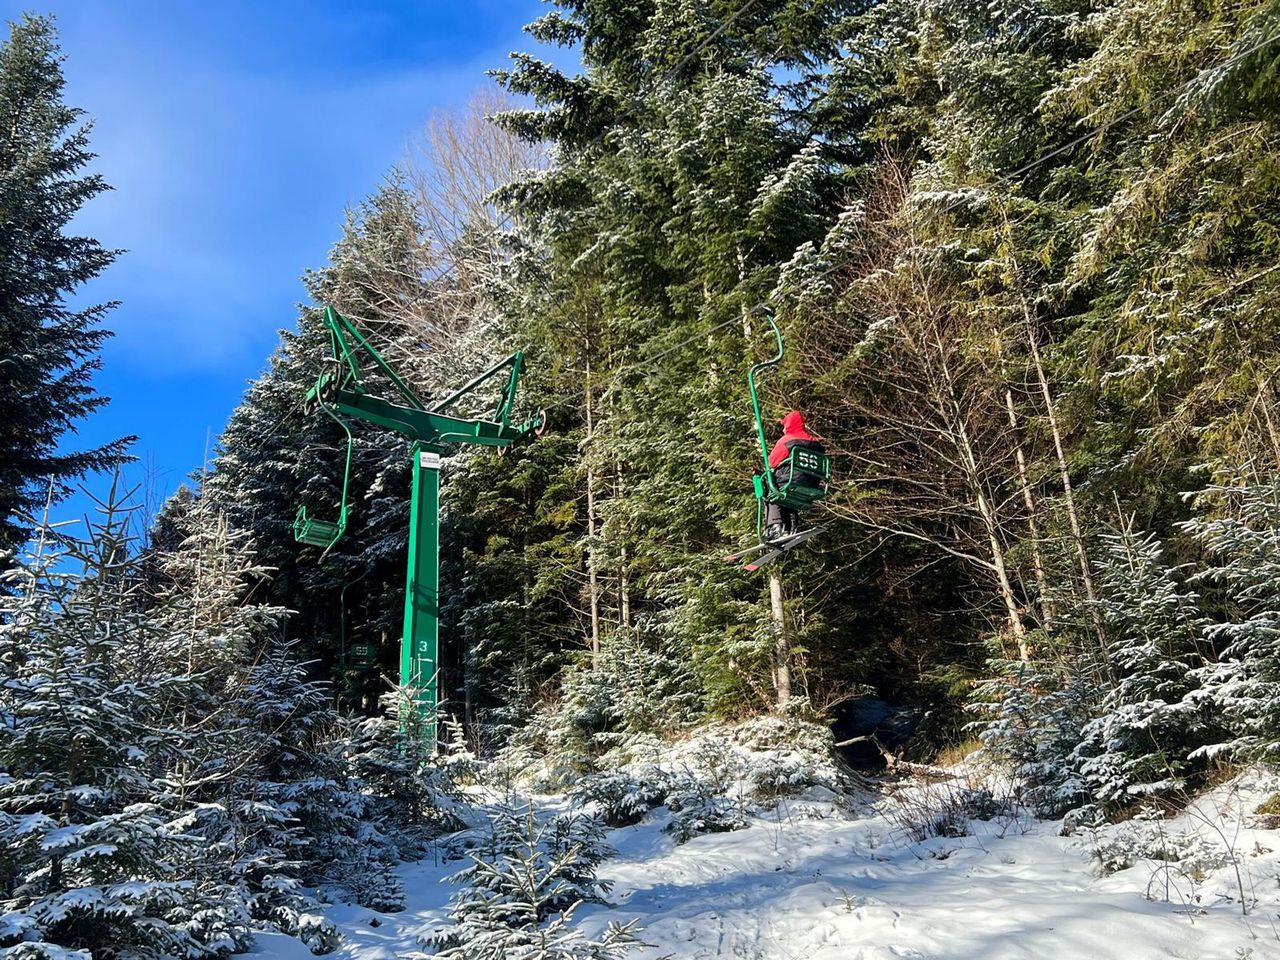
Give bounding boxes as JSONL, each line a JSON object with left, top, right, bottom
{"left": 758, "top": 445, "right": 831, "bottom": 510}
{"left": 294, "top": 506, "right": 344, "bottom": 549}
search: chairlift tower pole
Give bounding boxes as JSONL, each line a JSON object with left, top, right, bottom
{"left": 402, "top": 444, "right": 442, "bottom": 732}
{"left": 294, "top": 306, "right": 544, "bottom": 745}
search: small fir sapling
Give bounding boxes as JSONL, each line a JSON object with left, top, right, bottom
{"left": 969, "top": 655, "right": 1095, "bottom": 817}
{"left": 422, "top": 801, "right": 638, "bottom": 960}
{"left": 1072, "top": 521, "right": 1206, "bottom": 807}
{"left": 1184, "top": 477, "right": 1280, "bottom": 762}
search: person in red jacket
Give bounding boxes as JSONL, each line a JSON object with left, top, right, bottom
{"left": 764, "top": 410, "right": 824, "bottom": 541}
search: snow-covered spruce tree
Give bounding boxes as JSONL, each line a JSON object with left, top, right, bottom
{"left": 973, "top": 522, "right": 1207, "bottom": 814}
{"left": 143, "top": 493, "right": 300, "bottom": 952}
{"left": 1185, "top": 475, "right": 1280, "bottom": 761}
{"left": 1071, "top": 521, "right": 1206, "bottom": 808}
{"left": 525, "top": 620, "right": 700, "bottom": 771}
{"left": 335, "top": 688, "right": 469, "bottom": 904}
{"left": 421, "top": 802, "right": 638, "bottom": 960}
{"left": 175, "top": 645, "right": 343, "bottom": 951}
{"left": 333, "top": 692, "right": 486, "bottom": 913}
{"left": 147, "top": 486, "right": 463, "bottom": 933}
{"left": 0, "top": 483, "right": 232, "bottom": 959}
{"left": 323, "top": 711, "right": 447, "bottom": 914}
{"left": 148, "top": 493, "right": 286, "bottom": 694}
{"left": 138, "top": 493, "right": 342, "bottom": 950}
{"left": 970, "top": 654, "right": 1096, "bottom": 817}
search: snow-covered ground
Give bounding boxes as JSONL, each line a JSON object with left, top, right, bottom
{"left": 247, "top": 767, "right": 1280, "bottom": 960}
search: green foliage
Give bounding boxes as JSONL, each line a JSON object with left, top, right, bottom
{"left": 1185, "top": 475, "right": 1280, "bottom": 760}
{"left": 1072, "top": 523, "right": 1207, "bottom": 807}
{"left": 185, "top": 0, "right": 1280, "bottom": 789}
{"left": 423, "top": 803, "right": 639, "bottom": 960}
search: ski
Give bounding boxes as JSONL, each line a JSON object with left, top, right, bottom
{"left": 740, "top": 526, "right": 826, "bottom": 571}
{"left": 727, "top": 526, "right": 823, "bottom": 564}
{"left": 744, "top": 547, "right": 787, "bottom": 571}
{"left": 724, "top": 540, "right": 775, "bottom": 563}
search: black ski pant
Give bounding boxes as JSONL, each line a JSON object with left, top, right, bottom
{"left": 765, "top": 501, "right": 798, "bottom": 535}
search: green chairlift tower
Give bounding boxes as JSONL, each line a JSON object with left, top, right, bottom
{"left": 293, "top": 305, "right": 544, "bottom": 742}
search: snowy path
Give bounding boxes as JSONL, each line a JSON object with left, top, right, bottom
{"left": 249, "top": 789, "right": 1280, "bottom": 960}
{"left": 579, "top": 804, "right": 1276, "bottom": 960}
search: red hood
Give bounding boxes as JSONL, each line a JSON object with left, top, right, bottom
{"left": 781, "top": 410, "right": 812, "bottom": 438}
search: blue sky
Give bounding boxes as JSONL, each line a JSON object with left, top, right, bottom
{"left": 2, "top": 0, "right": 562, "bottom": 528}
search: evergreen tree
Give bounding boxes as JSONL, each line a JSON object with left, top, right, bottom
{"left": 971, "top": 656, "right": 1096, "bottom": 817}
{"left": 422, "top": 802, "right": 638, "bottom": 960}
{"left": 1073, "top": 522, "right": 1205, "bottom": 807}
{"left": 0, "top": 482, "right": 223, "bottom": 959}
{"left": 1186, "top": 476, "right": 1280, "bottom": 761}
{"left": 0, "top": 14, "right": 130, "bottom": 561}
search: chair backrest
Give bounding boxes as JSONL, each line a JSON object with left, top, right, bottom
{"left": 789, "top": 445, "right": 829, "bottom": 479}
{"left": 777, "top": 482, "right": 827, "bottom": 510}
{"left": 771, "top": 444, "right": 830, "bottom": 508}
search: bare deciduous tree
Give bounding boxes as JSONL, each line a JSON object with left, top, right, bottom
{"left": 405, "top": 86, "right": 547, "bottom": 343}
{"left": 793, "top": 162, "right": 1035, "bottom": 658}
{"left": 326, "top": 86, "right": 549, "bottom": 408}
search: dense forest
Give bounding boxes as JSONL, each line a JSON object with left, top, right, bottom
{"left": 215, "top": 0, "right": 1280, "bottom": 773}
{"left": 5, "top": 0, "right": 1280, "bottom": 955}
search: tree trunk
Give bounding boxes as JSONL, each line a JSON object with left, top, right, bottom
{"left": 1001, "top": 219, "right": 1105, "bottom": 648}
{"left": 931, "top": 327, "right": 1029, "bottom": 654}
{"left": 1257, "top": 374, "right": 1280, "bottom": 466}
{"left": 584, "top": 361, "right": 601, "bottom": 667}
{"left": 616, "top": 458, "right": 631, "bottom": 629}
{"left": 997, "top": 340, "right": 1052, "bottom": 636}
{"left": 769, "top": 569, "right": 791, "bottom": 710}
{"left": 619, "top": 543, "right": 632, "bottom": 628}
{"left": 1019, "top": 297, "right": 1104, "bottom": 646}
